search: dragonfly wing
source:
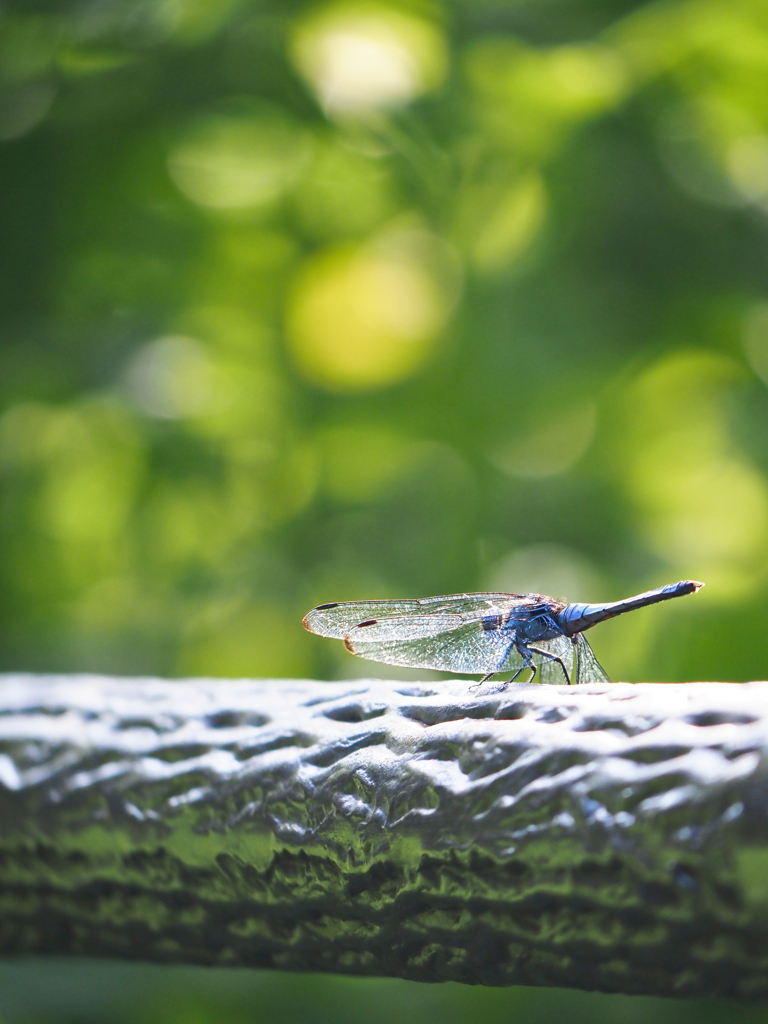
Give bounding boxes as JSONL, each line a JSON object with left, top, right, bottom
{"left": 344, "top": 614, "right": 514, "bottom": 674}
{"left": 305, "top": 601, "right": 425, "bottom": 639}
{"left": 345, "top": 617, "right": 578, "bottom": 680}
{"left": 303, "top": 593, "right": 529, "bottom": 639}
{"left": 575, "top": 633, "right": 610, "bottom": 684}
{"left": 408, "top": 593, "right": 530, "bottom": 614}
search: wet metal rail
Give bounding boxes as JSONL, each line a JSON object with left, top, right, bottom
{"left": 1, "top": 674, "right": 767, "bottom": 998}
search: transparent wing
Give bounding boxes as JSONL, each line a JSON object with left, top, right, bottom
{"left": 575, "top": 633, "right": 610, "bottom": 684}
{"left": 303, "top": 592, "right": 533, "bottom": 639}
{"left": 343, "top": 613, "right": 466, "bottom": 642}
{"left": 344, "top": 615, "right": 576, "bottom": 681}
{"left": 344, "top": 615, "right": 515, "bottom": 674}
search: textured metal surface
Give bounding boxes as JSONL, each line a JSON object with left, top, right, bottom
{"left": 1, "top": 674, "right": 768, "bottom": 997}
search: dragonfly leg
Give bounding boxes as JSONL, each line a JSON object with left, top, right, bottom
{"left": 468, "top": 643, "right": 524, "bottom": 692}
{"left": 502, "top": 646, "right": 537, "bottom": 687}
{"left": 472, "top": 641, "right": 517, "bottom": 692}
{"left": 469, "top": 671, "right": 496, "bottom": 693}
{"left": 527, "top": 645, "right": 571, "bottom": 685}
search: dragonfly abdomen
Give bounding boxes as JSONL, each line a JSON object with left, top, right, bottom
{"left": 557, "top": 580, "right": 703, "bottom": 635}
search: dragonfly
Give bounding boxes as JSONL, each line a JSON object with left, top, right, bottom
{"left": 303, "top": 580, "right": 704, "bottom": 686}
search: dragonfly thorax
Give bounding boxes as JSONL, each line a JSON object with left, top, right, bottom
{"left": 480, "top": 603, "right": 566, "bottom": 644}
{"left": 514, "top": 606, "right": 567, "bottom": 644}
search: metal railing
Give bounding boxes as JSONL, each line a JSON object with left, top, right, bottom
{"left": 0, "top": 673, "right": 767, "bottom": 998}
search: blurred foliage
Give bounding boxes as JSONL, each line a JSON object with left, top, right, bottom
{"left": 1, "top": 959, "right": 768, "bottom": 1024}
{"left": 3, "top": 0, "right": 768, "bottom": 1014}
{"left": 4, "top": 0, "right": 768, "bottom": 687}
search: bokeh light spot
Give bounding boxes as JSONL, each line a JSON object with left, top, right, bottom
{"left": 468, "top": 172, "right": 547, "bottom": 273}
{"left": 122, "top": 335, "right": 223, "bottom": 419}
{"left": 621, "top": 352, "right": 768, "bottom": 595}
{"left": 168, "top": 112, "right": 310, "bottom": 211}
{"left": 540, "top": 44, "right": 628, "bottom": 113}
{"left": 491, "top": 402, "right": 596, "bottom": 479}
{"left": 728, "top": 135, "right": 768, "bottom": 206}
{"left": 287, "top": 229, "right": 459, "bottom": 391}
{"left": 465, "top": 39, "right": 627, "bottom": 156}
{"left": 486, "top": 543, "right": 604, "bottom": 603}
{"left": 290, "top": 3, "right": 447, "bottom": 117}
{"left": 28, "top": 402, "right": 145, "bottom": 562}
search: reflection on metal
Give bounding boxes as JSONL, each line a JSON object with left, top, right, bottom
{"left": 1, "top": 674, "right": 768, "bottom": 997}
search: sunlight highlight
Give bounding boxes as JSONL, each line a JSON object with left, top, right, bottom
{"left": 290, "top": 4, "right": 447, "bottom": 117}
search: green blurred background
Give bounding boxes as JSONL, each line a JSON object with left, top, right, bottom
{"left": 2, "top": 0, "right": 768, "bottom": 1017}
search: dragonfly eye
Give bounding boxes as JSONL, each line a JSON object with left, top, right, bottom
{"left": 356, "top": 619, "right": 378, "bottom": 628}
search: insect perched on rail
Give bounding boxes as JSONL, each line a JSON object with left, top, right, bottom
{"left": 303, "top": 580, "right": 704, "bottom": 686}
